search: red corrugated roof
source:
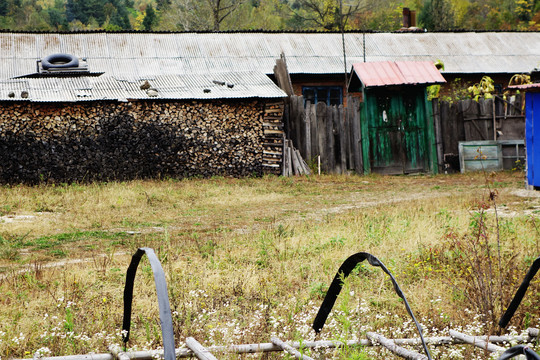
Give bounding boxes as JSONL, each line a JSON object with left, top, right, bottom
{"left": 507, "top": 83, "right": 540, "bottom": 90}
{"left": 351, "top": 61, "right": 446, "bottom": 88}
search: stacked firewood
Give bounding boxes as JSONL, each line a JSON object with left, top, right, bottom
{"left": 0, "top": 99, "right": 267, "bottom": 183}
{"left": 262, "top": 101, "right": 284, "bottom": 174}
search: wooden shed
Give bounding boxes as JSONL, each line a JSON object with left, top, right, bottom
{"left": 348, "top": 61, "right": 446, "bottom": 175}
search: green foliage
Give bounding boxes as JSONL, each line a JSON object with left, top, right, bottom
{"left": 142, "top": 4, "right": 156, "bottom": 30}
{"left": 2, "top": 0, "right": 540, "bottom": 31}
{"left": 467, "top": 75, "right": 495, "bottom": 101}
{"left": 427, "top": 84, "right": 441, "bottom": 100}
{"left": 439, "top": 78, "right": 470, "bottom": 103}
{"left": 351, "top": 0, "right": 405, "bottom": 30}
{"left": 427, "top": 61, "right": 444, "bottom": 100}
{"left": 419, "top": 0, "right": 455, "bottom": 30}
{"left": 0, "top": 1, "right": 7, "bottom": 16}
{"left": 289, "top": 0, "right": 367, "bottom": 30}
{"left": 66, "top": 0, "right": 132, "bottom": 29}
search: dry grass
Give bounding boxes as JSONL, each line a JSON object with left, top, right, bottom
{"left": 0, "top": 171, "right": 539, "bottom": 359}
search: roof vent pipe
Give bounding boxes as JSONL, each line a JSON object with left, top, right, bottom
{"left": 402, "top": 8, "right": 417, "bottom": 28}
{"left": 410, "top": 10, "right": 417, "bottom": 27}
{"left": 403, "top": 8, "right": 410, "bottom": 28}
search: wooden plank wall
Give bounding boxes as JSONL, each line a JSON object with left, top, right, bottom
{"left": 286, "top": 95, "right": 363, "bottom": 174}
{"left": 435, "top": 95, "right": 524, "bottom": 173}
{"left": 286, "top": 94, "right": 523, "bottom": 175}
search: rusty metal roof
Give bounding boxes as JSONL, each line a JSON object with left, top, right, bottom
{"left": 507, "top": 83, "right": 540, "bottom": 91}
{"left": 350, "top": 61, "right": 446, "bottom": 88}
{"left": 1, "top": 31, "right": 540, "bottom": 81}
{"left": 0, "top": 71, "right": 286, "bottom": 102}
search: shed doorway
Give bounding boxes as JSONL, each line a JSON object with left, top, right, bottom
{"left": 365, "top": 88, "right": 428, "bottom": 175}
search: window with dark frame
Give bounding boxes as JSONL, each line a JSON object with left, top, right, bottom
{"left": 302, "top": 86, "right": 342, "bottom": 106}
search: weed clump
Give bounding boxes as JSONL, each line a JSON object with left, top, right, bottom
{"left": 408, "top": 179, "right": 539, "bottom": 334}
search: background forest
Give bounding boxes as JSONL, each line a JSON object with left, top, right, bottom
{"left": 0, "top": 0, "right": 539, "bottom": 33}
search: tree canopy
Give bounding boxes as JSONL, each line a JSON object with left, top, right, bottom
{"left": 0, "top": 0, "right": 539, "bottom": 31}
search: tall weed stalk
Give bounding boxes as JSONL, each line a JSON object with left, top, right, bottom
{"left": 440, "top": 178, "right": 520, "bottom": 332}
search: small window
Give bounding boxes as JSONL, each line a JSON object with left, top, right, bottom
{"left": 303, "top": 88, "right": 316, "bottom": 105}
{"left": 302, "top": 86, "right": 342, "bottom": 106}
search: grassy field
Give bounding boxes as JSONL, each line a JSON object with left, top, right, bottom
{"left": 1, "top": 171, "right": 539, "bottom": 359}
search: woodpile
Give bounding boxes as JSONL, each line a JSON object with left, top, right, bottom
{"left": 0, "top": 99, "right": 275, "bottom": 184}
{"left": 262, "top": 101, "right": 284, "bottom": 175}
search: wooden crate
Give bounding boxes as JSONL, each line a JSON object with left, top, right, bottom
{"left": 459, "top": 140, "right": 503, "bottom": 173}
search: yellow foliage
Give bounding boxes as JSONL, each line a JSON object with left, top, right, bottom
{"left": 133, "top": 11, "right": 145, "bottom": 30}
{"left": 509, "top": 73, "right": 531, "bottom": 86}
{"left": 468, "top": 76, "right": 495, "bottom": 101}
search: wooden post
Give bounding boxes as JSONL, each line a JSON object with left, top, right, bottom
{"left": 327, "top": 105, "right": 336, "bottom": 172}
{"left": 295, "top": 96, "right": 304, "bottom": 155}
{"left": 289, "top": 96, "right": 298, "bottom": 148}
{"left": 339, "top": 105, "right": 347, "bottom": 173}
{"left": 310, "top": 102, "right": 318, "bottom": 161}
{"left": 291, "top": 144, "right": 302, "bottom": 175}
{"left": 366, "top": 333, "right": 429, "bottom": 360}
{"left": 352, "top": 98, "right": 363, "bottom": 174}
{"left": 331, "top": 105, "right": 340, "bottom": 173}
{"left": 294, "top": 149, "right": 306, "bottom": 174}
{"left": 281, "top": 134, "right": 288, "bottom": 176}
{"left": 304, "top": 98, "right": 312, "bottom": 162}
{"left": 273, "top": 54, "right": 294, "bottom": 96}
{"left": 346, "top": 98, "right": 354, "bottom": 170}
{"left": 283, "top": 99, "right": 291, "bottom": 144}
{"left": 271, "top": 337, "right": 316, "bottom": 360}
{"left": 185, "top": 337, "right": 219, "bottom": 360}
{"left": 316, "top": 102, "right": 327, "bottom": 172}
{"left": 493, "top": 96, "right": 497, "bottom": 140}
{"left": 287, "top": 141, "right": 293, "bottom": 176}
{"left": 432, "top": 100, "right": 444, "bottom": 174}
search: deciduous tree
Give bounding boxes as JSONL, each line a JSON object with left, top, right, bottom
{"left": 418, "top": 0, "right": 455, "bottom": 30}
{"left": 291, "top": 0, "right": 368, "bottom": 30}
{"left": 206, "top": 0, "right": 247, "bottom": 30}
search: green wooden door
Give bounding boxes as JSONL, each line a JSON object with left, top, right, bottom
{"left": 364, "top": 88, "right": 429, "bottom": 174}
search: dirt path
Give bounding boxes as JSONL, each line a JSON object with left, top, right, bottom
{"left": 1, "top": 173, "right": 537, "bottom": 279}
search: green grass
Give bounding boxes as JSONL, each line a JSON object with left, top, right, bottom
{"left": 0, "top": 171, "right": 538, "bottom": 359}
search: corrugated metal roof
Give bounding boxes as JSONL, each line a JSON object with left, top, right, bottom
{"left": 2, "top": 32, "right": 540, "bottom": 81}
{"left": 0, "top": 71, "right": 286, "bottom": 102}
{"left": 351, "top": 61, "right": 446, "bottom": 88}
{"left": 507, "top": 83, "right": 540, "bottom": 90}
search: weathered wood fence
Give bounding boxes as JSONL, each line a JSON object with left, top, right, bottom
{"left": 284, "top": 95, "right": 362, "bottom": 174}
{"left": 433, "top": 95, "right": 525, "bottom": 172}
{"left": 284, "top": 94, "right": 525, "bottom": 175}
